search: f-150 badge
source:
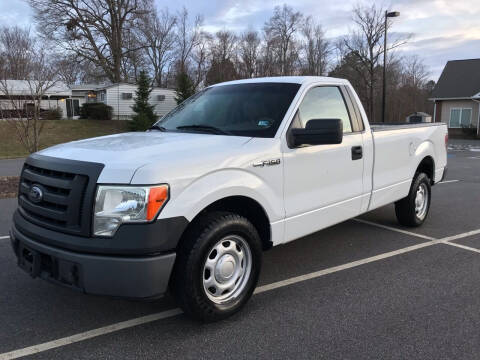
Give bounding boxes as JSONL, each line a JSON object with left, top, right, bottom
{"left": 253, "top": 159, "right": 281, "bottom": 167}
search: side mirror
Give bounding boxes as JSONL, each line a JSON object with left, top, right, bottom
{"left": 288, "top": 119, "right": 343, "bottom": 147}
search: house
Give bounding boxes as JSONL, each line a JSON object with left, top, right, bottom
{"left": 430, "top": 59, "right": 480, "bottom": 137}
{"left": 0, "top": 80, "right": 178, "bottom": 120}
{"left": 0, "top": 80, "right": 72, "bottom": 118}
{"left": 71, "top": 83, "right": 177, "bottom": 120}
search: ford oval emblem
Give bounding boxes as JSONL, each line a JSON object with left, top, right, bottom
{"left": 28, "top": 185, "right": 43, "bottom": 203}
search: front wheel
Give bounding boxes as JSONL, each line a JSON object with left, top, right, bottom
{"left": 171, "top": 211, "right": 262, "bottom": 322}
{"left": 395, "top": 172, "right": 431, "bottom": 227}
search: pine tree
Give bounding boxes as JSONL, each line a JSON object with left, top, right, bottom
{"left": 130, "top": 70, "right": 158, "bottom": 131}
{"left": 175, "top": 71, "right": 196, "bottom": 105}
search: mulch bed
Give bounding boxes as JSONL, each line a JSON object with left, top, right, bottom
{"left": 0, "top": 176, "right": 19, "bottom": 199}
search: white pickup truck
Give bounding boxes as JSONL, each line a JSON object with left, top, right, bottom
{"left": 10, "top": 76, "right": 447, "bottom": 321}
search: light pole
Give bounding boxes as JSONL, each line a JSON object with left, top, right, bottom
{"left": 382, "top": 10, "right": 400, "bottom": 123}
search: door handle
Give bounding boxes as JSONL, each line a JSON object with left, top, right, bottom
{"left": 351, "top": 146, "right": 363, "bottom": 160}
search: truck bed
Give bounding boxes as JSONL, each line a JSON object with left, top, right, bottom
{"left": 367, "top": 121, "right": 448, "bottom": 212}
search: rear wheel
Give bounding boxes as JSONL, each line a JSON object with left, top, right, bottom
{"left": 395, "top": 172, "right": 431, "bottom": 227}
{"left": 171, "top": 211, "right": 262, "bottom": 322}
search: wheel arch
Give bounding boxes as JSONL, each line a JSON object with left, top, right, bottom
{"left": 181, "top": 196, "right": 272, "bottom": 251}
{"left": 415, "top": 155, "right": 435, "bottom": 184}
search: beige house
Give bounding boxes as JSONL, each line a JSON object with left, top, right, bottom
{"left": 430, "top": 59, "right": 480, "bottom": 137}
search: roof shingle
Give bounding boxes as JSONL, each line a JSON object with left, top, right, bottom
{"left": 431, "top": 59, "right": 480, "bottom": 99}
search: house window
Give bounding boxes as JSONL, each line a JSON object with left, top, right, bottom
{"left": 449, "top": 108, "right": 472, "bottom": 128}
{"left": 100, "top": 92, "right": 105, "bottom": 101}
{"left": 121, "top": 93, "right": 133, "bottom": 100}
{"left": 157, "top": 94, "right": 166, "bottom": 101}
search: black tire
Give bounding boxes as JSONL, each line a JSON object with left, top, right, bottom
{"left": 395, "top": 172, "right": 431, "bottom": 227}
{"left": 171, "top": 211, "right": 262, "bottom": 322}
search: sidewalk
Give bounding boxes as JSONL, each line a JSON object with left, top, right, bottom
{"left": 0, "top": 158, "right": 25, "bottom": 177}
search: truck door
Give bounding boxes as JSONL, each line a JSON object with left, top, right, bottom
{"left": 282, "top": 85, "right": 365, "bottom": 243}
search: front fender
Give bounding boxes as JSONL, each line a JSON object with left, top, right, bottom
{"left": 159, "top": 168, "right": 284, "bottom": 224}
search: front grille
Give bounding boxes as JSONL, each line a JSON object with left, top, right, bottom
{"left": 18, "top": 155, "right": 104, "bottom": 237}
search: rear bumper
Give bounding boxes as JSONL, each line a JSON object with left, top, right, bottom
{"left": 10, "top": 225, "right": 176, "bottom": 299}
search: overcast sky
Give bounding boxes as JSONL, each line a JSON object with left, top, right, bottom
{"left": 1, "top": 0, "right": 479, "bottom": 81}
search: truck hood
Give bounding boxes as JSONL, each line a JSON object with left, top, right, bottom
{"left": 38, "top": 131, "right": 252, "bottom": 183}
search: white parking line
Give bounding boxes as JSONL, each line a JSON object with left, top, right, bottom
{"left": 0, "top": 236, "right": 9, "bottom": 240}
{"left": 441, "top": 241, "right": 480, "bottom": 254}
{"left": 2, "top": 224, "right": 480, "bottom": 359}
{"left": 353, "top": 218, "right": 435, "bottom": 241}
{"left": 0, "top": 238, "right": 440, "bottom": 360}
{"left": 438, "top": 179, "right": 459, "bottom": 184}
{"left": 440, "top": 228, "right": 480, "bottom": 242}
{"left": 0, "top": 309, "right": 183, "bottom": 360}
{"left": 255, "top": 240, "right": 439, "bottom": 294}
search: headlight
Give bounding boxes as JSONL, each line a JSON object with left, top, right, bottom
{"left": 93, "top": 185, "right": 169, "bottom": 237}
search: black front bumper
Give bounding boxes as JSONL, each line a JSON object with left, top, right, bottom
{"left": 10, "top": 210, "right": 189, "bottom": 299}
{"left": 10, "top": 225, "right": 176, "bottom": 299}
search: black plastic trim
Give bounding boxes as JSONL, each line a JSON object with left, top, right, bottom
{"left": 10, "top": 230, "right": 176, "bottom": 299}
{"left": 19, "top": 154, "right": 104, "bottom": 237}
{"left": 13, "top": 210, "right": 189, "bottom": 256}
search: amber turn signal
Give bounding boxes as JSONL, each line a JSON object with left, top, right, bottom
{"left": 147, "top": 185, "right": 169, "bottom": 221}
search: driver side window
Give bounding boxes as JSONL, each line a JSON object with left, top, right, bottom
{"left": 291, "top": 86, "right": 352, "bottom": 133}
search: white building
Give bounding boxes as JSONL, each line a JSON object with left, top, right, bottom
{"left": 0, "top": 80, "right": 177, "bottom": 120}
{"left": 71, "top": 83, "right": 177, "bottom": 120}
{"left": 0, "top": 80, "right": 72, "bottom": 118}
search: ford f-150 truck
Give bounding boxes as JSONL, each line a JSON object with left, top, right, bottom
{"left": 10, "top": 76, "right": 448, "bottom": 321}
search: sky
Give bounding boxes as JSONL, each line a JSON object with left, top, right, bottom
{"left": 1, "top": 0, "right": 479, "bottom": 81}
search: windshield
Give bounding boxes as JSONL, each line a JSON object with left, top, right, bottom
{"left": 155, "top": 82, "right": 301, "bottom": 137}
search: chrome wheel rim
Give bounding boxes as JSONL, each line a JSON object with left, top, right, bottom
{"left": 414, "top": 183, "right": 429, "bottom": 220}
{"left": 202, "top": 235, "right": 252, "bottom": 304}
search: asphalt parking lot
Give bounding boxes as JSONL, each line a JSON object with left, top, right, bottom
{"left": 1, "top": 147, "right": 480, "bottom": 359}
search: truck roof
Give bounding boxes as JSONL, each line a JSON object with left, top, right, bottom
{"left": 212, "top": 76, "right": 350, "bottom": 87}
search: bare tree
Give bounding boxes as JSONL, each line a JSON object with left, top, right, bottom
{"left": 0, "top": 26, "right": 33, "bottom": 80}
{"left": 175, "top": 7, "right": 202, "bottom": 73}
{"left": 0, "top": 29, "right": 59, "bottom": 153}
{"left": 301, "top": 17, "right": 330, "bottom": 76}
{"left": 399, "top": 55, "right": 431, "bottom": 113}
{"left": 53, "top": 54, "right": 86, "bottom": 86}
{"left": 139, "top": 8, "right": 176, "bottom": 87}
{"left": 191, "top": 31, "right": 212, "bottom": 88}
{"left": 211, "top": 30, "right": 237, "bottom": 62}
{"left": 122, "top": 28, "right": 148, "bottom": 81}
{"left": 341, "top": 4, "right": 410, "bottom": 121}
{"left": 28, "top": 0, "right": 152, "bottom": 83}
{"left": 263, "top": 4, "right": 303, "bottom": 76}
{"left": 238, "top": 30, "right": 260, "bottom": 78}
{"left": 204, "top": 30, "right": 238, "bottom": 85}
{"left": 258, "top": 35, "right": 278, "bottom": 76}
{"left": 402, "top": 55, "right": 429, "bottom": 89}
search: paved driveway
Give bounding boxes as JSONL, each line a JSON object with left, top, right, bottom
{"left": 0, "top": 149, "right": 479, "bottom": 359}
{"left": 0, "top": 158, "right": 25, "bottom": 177}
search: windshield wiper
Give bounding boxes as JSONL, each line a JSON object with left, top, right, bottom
{"left": 176, "top": 124, "right": 231, "bottom": 135}
{"left": 149, "top": 124, "right": 168, "bottom": 132}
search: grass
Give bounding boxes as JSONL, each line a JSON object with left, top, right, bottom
{"left": 0, "top": 120, "right": 130, "bottom": 159}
